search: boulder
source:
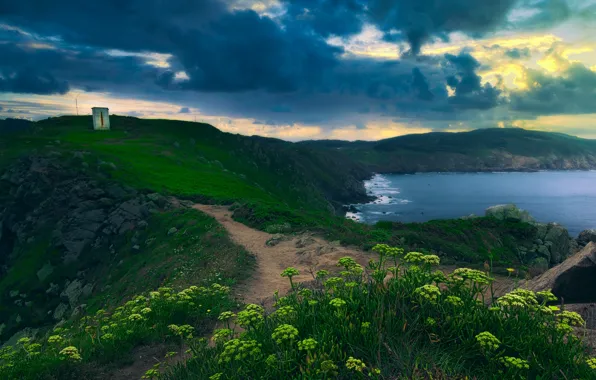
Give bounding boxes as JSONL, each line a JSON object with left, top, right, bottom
{"left": 485, "top": 204, "right": 535, "bottom": 223}
{"left": 296, "top": 236, "right": 316, "bottom": 248}
{"left": 266, "top": 234, "right": 285, "bottom": 247}
{"left": 53, "top": 303, "right": 69, "bottom": 320}
{"left": 60, "top": 280, "right": 84, "bottom": 308}
{"left": 525, "top": 242, "right": 596, "bottom": 304}
{"left": 543, "top": 223, "right": 570, "bottom": 264}
{"left": 578, "top": 229, "right": 596, "bottom": 247}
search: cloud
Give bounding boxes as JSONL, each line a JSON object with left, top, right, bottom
{"left": 444, "top": 52, "right": 502, "bottom": 110}
{"left": 280, "top": 0, "right": 365, "bottom": 38}
{"left": 179, "top": 107, "right": 190, "bottom": 113}
{"left": 504, "top": 47, "right": 531, "bottom": 59}
{"left": 510, "top": 62, "right": 596, "bottom": 115}
{"left": 0, "top": 70, "right": 69, "bottom": 95}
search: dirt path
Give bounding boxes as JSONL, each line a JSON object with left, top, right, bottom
{"left": 192, "top": 204, "right": 374, "bottom": 304}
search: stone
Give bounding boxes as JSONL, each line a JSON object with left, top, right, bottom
{"left": 53, "top": 303, "right": 69, "bottom": 320}
{"left": 138, "top": 220, "right": 149, "bottom": 229}
{"left": 9, "top": 290, "right": 19, "bottom": 298}
{"left": 266, "top": 234, "right": 285, "bottom": 247}
{"left": 71, "top": 304, "right": 87, "bottom": 318}
{"left": 524, "top": 242, "right": 596, "bottom": 304}
{"left": 46, "top": 283, "right": 60, "bottom": 295}
{"left": 543, "top": 223, "right": 570, "bottom": 264}
{"left": 36, "top": 263, "right": 54, "bottom": 282}
{"left": 60, "top": 280, "right": 84, "bottom": 308}
{"left": 167, "top": 227, "right": 178, "bottom": 236}
{"left": 578, "top": 229, "right": 596, "bottom": 247}
{"left": 132, "top": 244, "right": 140, "bottom": 251}
{"left": 485, "top": 204, "right": 535, "bottom": 223}
{"left": 296, "top": 236, "right": 316, "bottom": 248}
{"left": 81, "top": 283, "right": 94, "bottom": 298}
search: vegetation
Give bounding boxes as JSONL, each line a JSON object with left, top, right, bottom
{"left": 3, "top": 244, "right": 593, "bottom": 379}
{"left": 300, "top": 128, "right": 596, "bottom": 173}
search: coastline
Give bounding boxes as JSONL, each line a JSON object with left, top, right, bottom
{"left": 343, "top": 171, "right": 596, "bottom": 237}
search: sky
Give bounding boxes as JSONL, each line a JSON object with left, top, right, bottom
{"left": 0, "top": 0, "right": 595, "bottom": 141}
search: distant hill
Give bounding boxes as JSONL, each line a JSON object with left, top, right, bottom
{"left": 299, "top": 128, "right": 596, "bottom": 173}
{"left": 0, "top": 118, "right": 33, "bottom": 134}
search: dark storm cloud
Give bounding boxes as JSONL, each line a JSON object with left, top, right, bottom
{"left": 0, "top": 70, "right": 69, "bottom": 95}
{"left": 280, "top": 0, "right": 365, "bottom": 38}
{"left": 504, "top": 47, "right": 531, "bottom": 59}
{"left": 0, "top": 0, "right": 226, "bottom": 53}
{"left": 411, "top": 68, "right": 434, "bottom": 101}
{"left": 0, "top": 43, "right": 167, "bottom": 95}
{"left": 510, "top": 63, "right": 596, "bottom": 115}
{"left": 366, "top": 0, "right": 519, "bottom": 54}
{"left": 443, "top": 52, "right": 501, "bottom": 110}
{"left": 179, "top": 107, "right": 190, "bottom": 113}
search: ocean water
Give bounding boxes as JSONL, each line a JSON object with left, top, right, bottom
{"left": 346, "top": 172, "right": 596, "bottom": 236}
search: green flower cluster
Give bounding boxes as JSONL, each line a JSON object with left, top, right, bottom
{"left": 272, "top": 324, "right": 299, "bottom": 344}
{"left": 272, "top": 306, "right": 296, "bottom": 321}
{"left": 329, "top": 298, "right": 347, "bottom": 308}
{"left": 446, "top": 295, "right": 464, "bottom": 307}
{"left": 414, "top": 284, "right": 441, "bottom": 304}
{"left": 499, "top": 356, "right": 530, "bottom": 370}
{"left": 218, "top": 339, "right": 262, "bottom": 364}
{"left": 59, "top": 346, "right": 82, "bottom": 362}
{"left": 281, "top": 267, "right": 300, "bottom": 278}
{"left": 475, "top": 331, "right": 501, "bottom": 354}
{"left": 450, "top": 268, "right": 493, "bottom": 285}
{"left": 168, "top": 324, "right": 195, "bottom": 339}
{"left": 372, "top": 244, "right": 404, "bottom": 257}
{"left": 557, "top": 311, "right": 585, "bottom": 327}
{"left": 212, "top": 329, "right": 234, "bottom": 344}
{"left": 297, "top": 338, "right": 318, "bottom": 352}
{"left": 237, "top": 304, "right": 265, "bottom": 329}
{"left": 345, "top": 356, "right": 366, "bottom": 372}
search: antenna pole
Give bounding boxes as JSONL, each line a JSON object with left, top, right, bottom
{"left": 75, "top": 96, "right": 79, "bottom": 116}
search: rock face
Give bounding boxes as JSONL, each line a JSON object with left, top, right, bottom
{"left": 525, "top": 242, "right": 596, "bottom": 304}
{"left": 0, "top": 155, "right": 172, "bottom": 342}
{"left": 484, "top": 204, "right": 574, "bottom": 268}
{"left": 578, "top": 229, "right": 596, "bottom": 248}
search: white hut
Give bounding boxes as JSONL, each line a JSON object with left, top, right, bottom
{"left": 92, "top": 107, "right": 110, "bottom": 130}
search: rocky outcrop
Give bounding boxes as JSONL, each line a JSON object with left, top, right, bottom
{"left": 578, "top": 229, "right": 596, "bottom": 248}
{"left": 484, "top": 204, "right": 575, "bottom": 268}
{"left": 525, "top": 242, "right": 596, "bottom": 304}
{"left": 0, "top": 155, "right": 172, "bottom": 341}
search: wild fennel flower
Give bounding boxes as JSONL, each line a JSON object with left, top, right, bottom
{"left": 361, "top": 321, "right": 371, "bottom": 333}
{"left": 272, "top": 324, "right": 299, "bottom": 344}
{"left": 413, "top": 284, "right": 441, "bottom": 304}
{"left": 128, "top": 313, "right": 144, "bottom": 322}
{"left": 308, "top": 300, "right": 318, "bottom": 306}
{"left": 338, "top": 257, "right": 358, "bottom": 270}
{"left": 272, "top": 305, "right": 296, "bottom": 321}
{"left": 297, "top": 338, "right": 318, "bottom": 352}
{"left": 101, "top": 333, "right": 115, "bottom": 340}
{"left": 586, "top": 358, "right": 596, "bottom": 370}
{"left": 324, "top": 277, "right": 344, "bottom": 289}
{"left": 142, "top": 368, "right": 159, "bottom": 379}
{"left": 212, "top": 329, "right": 233, "bottom": 344}
{"left": 265, "top": 354, "right": 277, "bottom": 367}
{"left": 218, "top": 339, "right": 262, "bottom": 364}
{"left": 140, "top": 307, "right": 152, "bottom": 315}
{"left": 536, "top": 290, "right": 557, "bottom": 303}
{"left": 475, "top": 332, "right": 501, "bottom": 355}
{"left": 329, "top": 298, "right": 347, "bottom": 308}
{"left": 446, "top": 295, "right": 464, "bottom": 307}
{"left": 320, "top": 360, "right": 339, "bottom": 375}
{"left": 281, "top": 267, "right": 300, "bottom": 278}
{"left": 314, "top": 270, "right": 329, "bottom": 280}
{"left": 557, "top": 311, "right": 585, "bottom": 327}
{"left": 59, "top": 346, "right": 82, "bottom": 362}
{"left": 499, "top": 356, "right": 530, "bottom": 370}
{"left": 346, "top": 357, "right": 366, "bottom": 372}
{"left": 47, "top": 335, "right": 64, "bottom": 345}
{"left": 298, "top": 288, "right": 313, "bottom": 298}
{"left": 404, "top": 252, "right": 425, "bottom": 264}
{"left": 425, "top": 317, "right": 437, "bottom": 327}
{"left": 209, "top": 373, "right": 223, "bottom": 380}
{"left": 236, "top": 309, "right": 264, "bottom": 328}
{"left": 218, "top": 311, "right": 236, "bottom": 321}
{"left": 451, "top": 268, "right": 493, "bottom": 284}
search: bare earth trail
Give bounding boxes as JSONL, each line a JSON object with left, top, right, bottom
{"left": 192, "top": 204, "right": 375, "bottom": 304}
{"left": 191, "top": 204, "right": 516, "bottom": 305}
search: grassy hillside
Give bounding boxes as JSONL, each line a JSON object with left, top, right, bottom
{"left": 300, "top": 128, "right": 596, "bottom": 173}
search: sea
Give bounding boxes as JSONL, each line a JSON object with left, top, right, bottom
{"left": 346, "top": 171, "right": 596, "bottom": 237}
